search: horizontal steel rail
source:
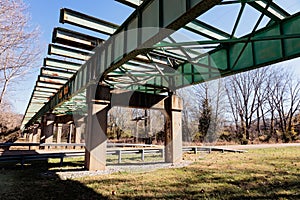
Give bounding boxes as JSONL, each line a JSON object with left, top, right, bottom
{"left": 0, "top": 142, "right": 247, "bottom": 153}
{"left": 0, "top": 142, "right": 156, "bottom": 149}
{"left": 0, "top": 143, "right": 85, "bottom": 150}
{"left": 0, "top": 143, "right": 246, "bottom": 168}
{"left": 182, "top": 146, "right": 247, "bottom": 153}
{"left": 0, "top": 151, "right": 85, "bottom": 169}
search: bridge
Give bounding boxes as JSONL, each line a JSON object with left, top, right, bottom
{"left": 21, "top": 0, "right": 300, "bottom": 170}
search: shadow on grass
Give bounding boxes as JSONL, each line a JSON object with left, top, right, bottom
{"left": 1, "top": 147, "right": 299, "bottom": 199}
{"left": 0, "top": 161, "right": 107, "bottom": 200}
{"left": 79, "top": 149, "right": 300, "bottom": 200}
{"left": 95, "top": 167, "right": 300, "bottom": 200}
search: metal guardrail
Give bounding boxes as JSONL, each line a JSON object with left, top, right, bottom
{"left": 107, "top": 148, "right": 164, "bottom": 164}
{"left": 0, "top": 148, "right": 163, "bottom": 168}
{"left": 0, "top": 151, "right": 85, "bottom": 169}
{"left": 107, "top": 143, "right": 159, "bottom": 148}
{"left": 182, "top": 146, "right": 247, "bottom": 154}
{"left": 0, "top": 143, "right": 246, "bottom": 169}
{"left": 0, "top": 142, "right": 156, "bottom": 150}
{"left": 0, "top": 143, "right": 85, "bottom": 150}
{"left": 0, "top": 143, "right": 247, "bottom": 153}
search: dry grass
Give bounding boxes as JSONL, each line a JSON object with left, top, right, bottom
{"left": 0, "top": 147, "right": 299, "bottom": 199}
{"left": 79, "top": 147, "right": 300, "bottom": 199}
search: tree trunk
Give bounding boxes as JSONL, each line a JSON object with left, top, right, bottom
{"left": 0, "top": 79, "right": 9, "bottom": 105}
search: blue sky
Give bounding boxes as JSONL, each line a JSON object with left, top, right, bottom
{"left": 24, "top": 0, "right": 133, "bottom": 44}
{"left": 12, "top": 0, "right": 300, "bottom": 114}
{"left": 13, "top": 0, "right": 134, "bottom": 114}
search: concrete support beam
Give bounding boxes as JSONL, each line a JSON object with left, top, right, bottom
{"left": 112, "top": 91, "right": 183, "bottom": 163}
{"left": 112, "top": 91, "right": 183, "bottom": 162}
{"left": 164, "top": 95, "right": 183, "bottom": 163}
{"left": 28, "top": 127, "right": 34, "bottom": 143}
{"left": 56, "top": 123, "right": 63, "bottom": 144}
{"left": 111, "top": 91, "right": 166, "bottom": 110}
{"left": 41, "top": 113, "right": 55, "bottom": 146}
{"left": 85, "top": 103, "right": 109, "bottom": 170}
{"left": 55, "top": 115, "right": 74, "bottom": 124}
{"left": 74, "top": 117, "right": 86, "bottom": 145}
{"left": 68, "top": 123, "right": 74, "bottom": 143}
{"left": 32, "top": 127, "right": 41, "bottom": 150}
{"left": 84, "top": 85, "right": 183, "bottom": 169}
{"left": 75, "top": 126, "right": 81, "bottom": 149}
{"left": 32, "top": 127, "right": 40, "bottom": 143}
{"left": 85, "top": 85, "right": 111, "bottom": 171}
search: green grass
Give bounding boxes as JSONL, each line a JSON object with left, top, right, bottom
{"left": 0, "top": 147, "right": 299, "bottom": 199}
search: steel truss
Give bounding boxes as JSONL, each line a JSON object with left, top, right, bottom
{"left": 22, "top": 0, "right": 300, "bottom": 128}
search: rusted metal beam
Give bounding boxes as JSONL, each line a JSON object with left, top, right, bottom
{"left": 60, "top": 8, "right": 119, "bottom": 35}
{"left": 52, "top": 27, "right": 103, "bottom": 51}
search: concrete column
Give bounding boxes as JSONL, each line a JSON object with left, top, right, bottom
{"left": 32, "top": 127, "right": 41, "bottom": 150}
{"left": 85, "top": 85, "right": 111, "bottom": 171}
{"left": 68, "top": 124, "right": 74, "bottom": 143}
{"left": 164, "top": 95, "right": 183, "bottom": 163}
{"left": 22, "top": 132, "right": 28, "bottom": 142}
{"left": 28, "top": 127, "right": 34, "bottom": 143}
{"left": 85, "top": 103, "right": 109, "bottom": 170}
{"left": 40, "top": 113, "right": 55, "bottom": 148}
{"left": 56, "top": 123, "right": 62, "bottom": 144}
{"left": 32, "top": 127, "right": 40, "bottom": 143}
{"left": 80, "top": 122, "right": 86, "bottom": 143}
{"left": 74, "top": 125, "right": 82, "bottom": 149}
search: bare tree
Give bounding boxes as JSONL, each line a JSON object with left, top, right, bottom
{"left": 177, "top": 79, "right": 227, "bottom": 144}
{"left": 225, "top": 68, "right": 267, "bottom": 143}
{"left": 268, "top": 67, "right": 300, "bottom": 142}
{"left": 197, "top": 84, "right": 212, "bottom": 142}
{"left": 0, "top": 102, "right": 22, "bottom": 139}
{"left": 225, "top": 65, "right": 300, "bottom": 143}
{"left": 195, "top": 79, "right": 226, "bottom": 144}
{"left": 108, "top": 107, "right": 130, "bottom": 140}
{"left": 0, "top": 0, "right": 41, "bottom": 104}
{"left": 177, "top": 87, "right": 198, "bottom": 143}
{"left": 149, "top": 110, "right": 164, "bottom": 136}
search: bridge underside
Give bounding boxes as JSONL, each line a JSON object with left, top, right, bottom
{"left": 22, "top": 0, "right": 300, "bottom": 170}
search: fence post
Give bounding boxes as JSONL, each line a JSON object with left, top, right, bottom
{"left": 141, "top": 149, "right": 145, "bottom": 161}
{"left": 193, "top": 147, "right": 198, "bottom": 154}
{"left": 118, "top": 150, "right": 122, "bottom": 164}
{"left": 60, "top": 155, "right": 64, "bottom": 167}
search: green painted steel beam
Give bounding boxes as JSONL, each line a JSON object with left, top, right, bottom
{"left": 52, "top": 27, "right": 104, "bottom": 51}
{"left": 35, "top": 86, "right": 58, "bottom": 93}
{"left": 154, "top": 34, "right": 300, "bottom": 48}
{"left": 36, "top": 81, "right": 64, "bottom": 89}
{"left": 31, "top": 97, "right": 49, "bottom": 102}
{"left": 102, "top": 0, "right": 222, "bottom": 77}
{"left": 26, "top": 104, "right": 44, "bottom": 111}
{"left": 115, "top": 0, "right": 143, "bottom": 8}
{"left": 44, "top": 58, "right": 81, "bottom": 71}
{"left": 248, "top": 0, "right": 289, "bottom": 21}
{"left": 48, "top": 44, "right": 92, "bottom": 61}
{"left": 167, "top": 12, "right": 300, "bottom": 88}
{"left": 27, "top": 102, "right": 46, "bottom": 107}
{"left": 60, "top": 8, "right": 119, "bottom": 35}
{"left": 38, "top": 75, "right": 68, "bottom": 85}
{"left": 41, "top": 67, "right": 74, "bottom": 79}
{"left": 33, "top": 91, "right": 54, "bottom": 97}
{"left": 185, "top": 19, "right": 231, "bottom": 40}
{"left": 23, "top": 0, "right": 222, "bottom": 128}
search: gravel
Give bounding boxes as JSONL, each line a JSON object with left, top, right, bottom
{"left": 57, "top": 161, "right": 193, "bottom": 180}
